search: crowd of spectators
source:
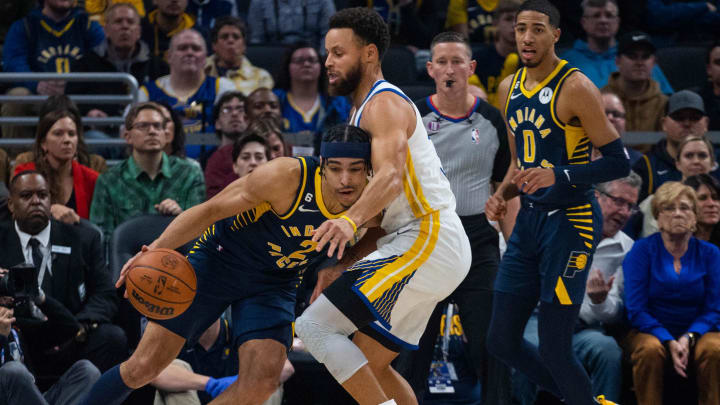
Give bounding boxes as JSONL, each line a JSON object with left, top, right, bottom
{"left": 1, "top": 0, "right": 720, "bottom": 404}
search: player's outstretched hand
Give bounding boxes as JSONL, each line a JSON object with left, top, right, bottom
{"left": 513, "top": 167, "right": 556, "bottom": 195}
{"left": 311, "top": 265, "right": 344, "bottom": 304}
{"left": 312, "top": 218, "right": 355, "bottom": 260}
{"left": 485, "top": 194, "right": 507, "bottom": 221}
{"left": 116, "top": 245, "right": 150, "bottom": 297}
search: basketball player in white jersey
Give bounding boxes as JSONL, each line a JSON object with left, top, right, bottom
{"left": 294, "top": 7, "right": 472, "bottom": 405}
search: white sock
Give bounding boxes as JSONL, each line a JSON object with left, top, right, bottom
{"left": 379, "top": 400, "right": 397, "bottom": 405}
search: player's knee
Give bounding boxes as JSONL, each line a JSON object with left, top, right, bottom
{"left": 121, "top": 354, "right": 165, "bottom": 388}
{"left": 295, "top": 314, "right": 327, "bottom": 361}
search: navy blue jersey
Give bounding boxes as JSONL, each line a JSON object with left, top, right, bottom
{"left": 193, "top": 157, "right": 345, "bottom": 279}
{"left": 142, "top": 76, "right": 218, "bottom": 135}
{"left": 504, "top": 60, "right": 592, "bottom": 208}
{"left": 14, "top": 8, "right": 103, "bottom": 73}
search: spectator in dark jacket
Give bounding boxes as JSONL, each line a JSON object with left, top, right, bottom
{"left": 0, "top": 171, "right": 127, "bottom": 375}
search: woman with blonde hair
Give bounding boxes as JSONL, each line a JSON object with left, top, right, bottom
{"left": 623, "top": 181, "right": 720, "bottom": 405}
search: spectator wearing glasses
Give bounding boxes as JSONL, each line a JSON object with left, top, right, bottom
{"left": 602, "top": 31, "right": 667, "bottom": 131}
{"left": 204, "top": 92, "right": 249, "bottom": 198}
{"left": 633, "top": 90, "right": 711, "bottom": 203}
{"left": 622, "top": 181, "right": 720, "bottom": 405}
{"left": 205, "top": 17, "right": 274, "bottom": 96}
{"left": 639, "top": 136, "right": 716, "bottom": 238}
{"left": 273, "top": 41, "right": 351, "bottom": 154}
{"left": 561, "top": 0, "right": 673, "bottom": 94}
{"left": 90, "top": 102, "right": 205, "bottom": 238}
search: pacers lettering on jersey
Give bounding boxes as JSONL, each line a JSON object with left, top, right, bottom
{"left": 37, "top": 45, "right": 82, "bottom": 72}
{"left": 508, "top": 107, "right": 551, "bottom": 138}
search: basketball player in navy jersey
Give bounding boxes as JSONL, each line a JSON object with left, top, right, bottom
{"left": 484, "top": 1, "right": 629, "bottom": 404}
{"left": 79, "top": 124, "right": 373, "bottom": 405}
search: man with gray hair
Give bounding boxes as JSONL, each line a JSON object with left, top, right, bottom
{"left": 561, "top": 0, "right": 672, "bottom": 93}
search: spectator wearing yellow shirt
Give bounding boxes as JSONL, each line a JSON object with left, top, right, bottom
{"left": 85, "top": 0, "right": 146, "bottom": 23}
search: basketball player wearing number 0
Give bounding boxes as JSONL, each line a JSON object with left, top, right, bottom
{"left": 483, "top": 1, "right": 629, "bottom": 404}
{"left": 80, "top": 125, "right": 373, "bottom": 405}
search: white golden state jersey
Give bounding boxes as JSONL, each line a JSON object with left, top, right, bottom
{"left": 350, "top": 80, "right": 456, "bottom": 232}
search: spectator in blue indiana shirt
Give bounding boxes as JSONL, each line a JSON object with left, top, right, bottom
{"left": 1, "top": 0, "right": 104, "bottom": 138}
{"left": 622, "top": 181, "right": 720, "bottom": 405}
{"left": 561, "top": 0, "right": 673, "bottom": 94}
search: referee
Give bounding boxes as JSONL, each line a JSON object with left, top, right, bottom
{"left": 395, "top": 31, "right": 519, "bottom": 405}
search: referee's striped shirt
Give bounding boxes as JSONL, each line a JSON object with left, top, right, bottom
{"left": 416, "top": 96, "right": 510, "bottom": 217}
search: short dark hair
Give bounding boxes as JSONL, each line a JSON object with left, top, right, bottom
{"left": 211, "top": 16, "right": 247, "bottom": 44}
{"left": 321, "top": 124, "right": 372, "bottom": 172}
{"left": 231, "top": 133, "right": 271, "bottom": 162}
{"left": 213, "top": 91, "right": 246, "bottom": 124}
{"left": 684, "top": 173, "right": 720, "bottom": 197}
{"left": 430, "top": 32, "right": 472, "bottom": 58}
{"left": 329, "top": 7, "right": 390, "bottom": 62}
{"left": 10, "top": 170, "right": 46, "bottom": 195}
{"left": 517, "top": 0, "right": 561, "bottom": 28}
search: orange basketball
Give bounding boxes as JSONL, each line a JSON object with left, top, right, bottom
{"left": 125, "top": 248, "right": 197, "bottom": 320}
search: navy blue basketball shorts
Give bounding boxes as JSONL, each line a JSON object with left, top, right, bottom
{"left": 156, "top": 248, "right": 296, "bottom": 349}
{"left": 494, "top": 200, "right": 602, "bottom": 305}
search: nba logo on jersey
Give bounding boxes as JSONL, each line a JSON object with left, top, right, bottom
{"left": 470, "top": 128, "right": 480, "bottom": 144}
{"left": 428, "top": 120, "right": 439, "bottom": 132}
{"left": 539, "top": 87, "right": 553, "bottom": 104}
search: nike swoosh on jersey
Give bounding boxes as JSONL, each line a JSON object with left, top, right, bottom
{"left": 657, "top": 170, "right": 669, "bottom": 175}
{"left": 547, "top": 209, "right": 560, "bottom": 216}
{"left": 510, "top": 92, "right": 522, "bottom": 100}
{"left": 564, "top": 169, "right": 571, "bottom": 182}
{"left": 298, "top": 205, "right": 320, "bottom": 213}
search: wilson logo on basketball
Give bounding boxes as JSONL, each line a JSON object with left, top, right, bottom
{"left": 161, "top": 254, "right": 179, "bottom": 269}
{"left": 131, "top": 290, "right": 175, "bottom": 316}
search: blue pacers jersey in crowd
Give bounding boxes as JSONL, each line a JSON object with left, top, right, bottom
{"left": 193, "top": 157, "right": 345, "bottom": 280}
{"left": 505, "top": 60, "right": 593, "bottom": 208}
{"left": 142, "top": 76, "right": 219, "bottom": 134}
{"left": 4, "top": 7, "right": 103, "bottom": 74}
